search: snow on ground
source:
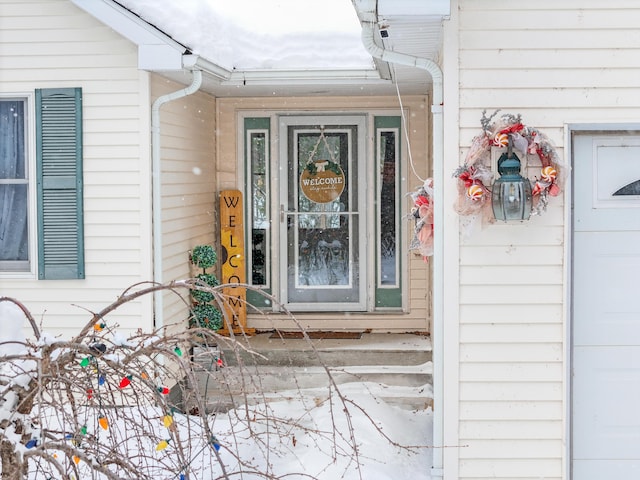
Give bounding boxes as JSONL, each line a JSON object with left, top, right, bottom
{"left": 208, "top": 386, "right": 433, "bottom": 479}
{"left": 1, "top": 302, "right": 433, "bottom": 479}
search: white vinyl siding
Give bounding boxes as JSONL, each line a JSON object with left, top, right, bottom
{"left": 150, "top": 74, "right": 217, "bottom": 330}
{"left": 0, "top": 0, "right": 152, "bottom": 338}
{"left": 451, "top": 0, "right": 640, "bottom": 479}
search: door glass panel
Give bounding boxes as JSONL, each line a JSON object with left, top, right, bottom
{"left": 283, "top": 122, "right": 364, "bottom": 309}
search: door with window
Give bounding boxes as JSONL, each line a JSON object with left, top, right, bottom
{"left": 279, "top": 116, "right": 367, "bottom": 311}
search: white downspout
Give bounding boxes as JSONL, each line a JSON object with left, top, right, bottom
{"left": 358, "top": 16, "right": 445, "bottom": 480}
{"left": 150, "top": 69, "right": 203, "bottom": 331}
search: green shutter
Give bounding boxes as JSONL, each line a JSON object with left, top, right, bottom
{"left": 35, "top": 88, "right": 84, "bottom": 280}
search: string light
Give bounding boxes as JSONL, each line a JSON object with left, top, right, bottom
{"left": 25, "top": 439, "right": 38, "bottom": 449}
{"left": 86, "top": 389, "right": 93, "bottom": 400}
{"left": 162, "top": 414, "right": 174, "bottom": 428}
{"left": 211, "top": 436, "right": 220, "bottom": 452}
{"left": 73, "top": 455, "right": 80, "bottom": 465}
{"left": 93, "top": 322, "right": 106, "bottom": 332}
{"left": 79, "top": 357, "right": 91, "bottom": 367}
{"left": 155, "top": 439, "right": 170, "bottom": 451}
{"left": 157, "top": 386, "right": 170, "bottom": 395}
{"left": 174, "top": 346, "right": 183, "bottom": 357}
{"left": 119, "top": 375, "right": 133, "bottom": 388}
{"left": 98, "top": 416, "right": 109, "bottom": 430}
{"left": 98, "top": 374, "right": 106, "bottom": 386}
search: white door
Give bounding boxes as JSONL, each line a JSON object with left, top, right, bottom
{"left": 278, "top": 115, "right": 367, "bottom": 311}
{"left": 572, "top": 133, "right": 640, "bottom": 479}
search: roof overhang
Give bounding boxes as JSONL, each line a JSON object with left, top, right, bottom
{"left": 72, "top": 0, "right": 449, "bottom": 98}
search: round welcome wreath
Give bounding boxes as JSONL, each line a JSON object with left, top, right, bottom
{"left": 453, "top": 110, "right": 563, "bottom": 223}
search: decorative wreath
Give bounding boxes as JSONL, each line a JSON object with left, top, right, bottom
{"left": 453, "top": 110, "right": 563, "bottom": 223}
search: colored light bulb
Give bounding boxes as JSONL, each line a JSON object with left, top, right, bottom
{"left": 80, "top": 357, "right": 90, "bottom": 367}
{"left": 174, "top": 346, "right": 183, "bottom": 357}
{"left": 157, "top": 386, "right": 170, "bottom": 395}
{"left": 25, "top": 439, "right": 38, "bottom": 449}
{"left": 98, "top": 416, "right": 109, "bottom": 430}
{"left": 163, "top": 414, "right": 174, "bottom": 428}
{"left": 155, "top": 439, "right": 170, "bottom": 451}
{"left": 119, "top": 375, "right": 132, "bottom": 388}
{"left": 80, "top": 425, "right": 87, "bottom": 435}
{"left": 94, "top": 322, "right": 106, "bottom": 332}
{"left": 86, "top": 389, "right": 93, "bottom": 400}
{"left": 98, "top": 374, "right": 106, "bottom": 386}
{"left": 73, "top": 455, "right": 80, "bottom": 465}
{"left": 211, "top": 436, "right": 220, "bottom": 451}
{"left": 216, "top": 358, "right": 223, "bottom": 367}
{"left": 141, "top": 371, "right": 149, "bottom": 380}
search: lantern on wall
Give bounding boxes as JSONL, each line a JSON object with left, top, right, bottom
{"left": 491, "top": 135, "right": 532, "bottom": 221}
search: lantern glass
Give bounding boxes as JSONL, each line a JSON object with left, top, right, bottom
{"left": 491, "top": 176, "right": 532, "bottom": 221}
{"left": 491, "top": 149, "right": 532, "bottom": 221}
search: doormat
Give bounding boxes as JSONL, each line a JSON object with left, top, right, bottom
{"left": 269, "top": 331, "right": 363, "bottom": 340}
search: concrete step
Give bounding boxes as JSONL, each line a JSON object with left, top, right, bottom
{"left": 190, "top": 333, "right": 433, "bottom": 412}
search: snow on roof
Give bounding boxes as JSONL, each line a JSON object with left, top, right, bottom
{"left": 116, "top": 0, "right": 374, "bottom": 71}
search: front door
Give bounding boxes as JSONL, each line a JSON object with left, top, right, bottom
{"left": 572, "top": 132, "right": 640, "bottom": 478}
{"left": 278, "top": 116, "right": 367, "bottom": 311}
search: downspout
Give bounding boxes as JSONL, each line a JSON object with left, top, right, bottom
{"left": 359, "top": 16, "right": 445, "bottom": 480}
{"left": 151, "top": 69, "right": 203, "bottom": 331}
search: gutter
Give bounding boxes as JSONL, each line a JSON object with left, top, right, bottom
{"left": 356, "top": 5, "right": 445, "bottom": 479}
{"left": 150, "top": 69, "right": 203, "bottom": 332}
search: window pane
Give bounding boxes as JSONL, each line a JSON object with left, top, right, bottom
{"left": 379, "top": 130, "right": 398, "bottom": 286}
{"left": 0, "top": 100, "right": 28, "bottom": 268}
{"left": 0, "top": 101, "right": 25, "bottom": 179}
{"left": 249, "top": 131, "right": 268, "bottom": 286}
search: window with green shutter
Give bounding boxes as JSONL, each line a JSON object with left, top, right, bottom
{"left": 35, "top": 88, "right": 84, "bottom": 280}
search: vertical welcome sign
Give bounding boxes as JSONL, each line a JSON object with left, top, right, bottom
{"left": 219, "top": 190, "right": 254, "bottom": 335}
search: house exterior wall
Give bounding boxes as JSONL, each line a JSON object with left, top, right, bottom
{"left": 217, "top": 96, "right": 431, "bottom": 332}
{"left": 0, "top": 0, "right": 154, "bottom": 338}
{"left": 150, "top": 75, "right": 218, "bottom": 330}
{"left": 444, "top": 1, "right": 640, "bottom": 478}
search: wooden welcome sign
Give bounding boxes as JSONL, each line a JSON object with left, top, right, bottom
{"left": 219, "top": 189, "right": 254, "bottom": 335}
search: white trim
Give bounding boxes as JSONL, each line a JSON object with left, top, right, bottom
{"left": 0, "top": 93, "right": 36, "bottom": 280}
{"left": 564, "top": 122, "right": 573, "bottom": 480}
{"left": 441, "top": 1, "right": 461, "bottom": 477}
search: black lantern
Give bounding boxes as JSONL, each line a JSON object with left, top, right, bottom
{"left": 491, "top": 136, "right": 532, "bottom": 221}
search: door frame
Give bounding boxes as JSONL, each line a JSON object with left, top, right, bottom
{"left": 566, "top": 123, "right": 640, "bottom": 480}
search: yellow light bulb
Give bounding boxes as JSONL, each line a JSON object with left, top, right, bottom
{"left": 156, "top": 439, "right": 169, "bottom": 451}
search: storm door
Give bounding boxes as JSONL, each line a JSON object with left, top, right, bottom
{"left": 279, "top": 116, "right": 367, "bottom": 311}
